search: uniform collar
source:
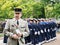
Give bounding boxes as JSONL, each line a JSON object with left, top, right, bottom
{"left": 13, "top": 18, "right": 22, "bottom": 22}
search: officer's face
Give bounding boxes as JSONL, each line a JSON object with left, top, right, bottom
{"left": 14, "top": 12, "right": 22, "bottom": 19}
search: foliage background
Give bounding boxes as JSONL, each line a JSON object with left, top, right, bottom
{"left": 0, "top": 0, "right": 60, "bottom": 20}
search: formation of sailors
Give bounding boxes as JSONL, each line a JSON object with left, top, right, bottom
{"left": 25, "top": 18, "right": 57, "bottom": 45}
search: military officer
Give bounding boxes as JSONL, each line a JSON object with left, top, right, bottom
{"left": 49, "top": 19, "right": 57, "bottom": 40}
{"left": 3, "top": 8, "right": 29, "bottom": 45}
{"left": 33, "top": 19, "right": 39, "bottom": 45}
{"left": 25, "top": 19, "right": 34, "bottom": 45}
{"left": 38, "top": 19, "right": 46, "bottom": 43}
{"left": 48, "top": 19, "right": 54, "bottom": 41}
{"left": 44, "top": 19, "right": 50, "bottom": 42}
{"left": 37, "top": 19, "right": 43, "bottom": 45}
{"left": 28, "top": 19, "right": 35, "bottom": 45}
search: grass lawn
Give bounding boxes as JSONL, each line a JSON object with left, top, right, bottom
{"left": 0, "top": 33, "right": 4, "bottom": 37}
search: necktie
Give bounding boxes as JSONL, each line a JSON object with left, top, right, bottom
{"left": 17, "top": 20, "right": 19, "bottom": 45}
{"left": 17, "top": 20, "right": 19, "bottom": 25}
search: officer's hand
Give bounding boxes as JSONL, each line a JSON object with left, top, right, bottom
{"left": 12, "top": 34, "right": 19, "bottom": 39}
{"left": 17, "top": 33, "right": 23, "bottom": 37}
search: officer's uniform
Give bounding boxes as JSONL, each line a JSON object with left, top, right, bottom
{"left": 37, "top": 22, "right": 42, "bottom": 45}
{"left": 51, "top": 21, "right": 57, "bottom": 39}
{"left": 32, "top": 22, "right": 39, "bottom": 45}
{"left": 44, "top": 21, "right": 50, "bottom": 42}
{"left": 38, "top": 21, "right": 45, "bottom": 44}
{"left": 3, "top": 8, "right": 29, "bottom": 45}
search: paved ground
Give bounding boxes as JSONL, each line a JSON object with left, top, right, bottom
{"left": 0, "top": 33, "right": 60, "bottom": 45}
{"left": 43, "top": 33, "right": 60, "bottom": 45}
{"left": 0, "top": 39, "right": 4, "bottom": 45}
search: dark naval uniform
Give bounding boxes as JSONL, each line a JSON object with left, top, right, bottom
{"left": 2, "top": 22, "right": 8, "bottom": 43}
{"left": 38, "top": 21, "right": 45, "bottom": 42}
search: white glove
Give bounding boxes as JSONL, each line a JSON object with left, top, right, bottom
{"left": 44, "top": 29, "right": 46, "bottom": 32}
{"left": 38, "top": 31, "right": 40, "bottom": 35}
{"left": 35, "top": 32, "right": 37, "bottom": 35}
{"left": 48, "top": 29, "right": 50, "bottom": 32}
{"left": 41, "top": 30, "right": 44, "bottom": 33}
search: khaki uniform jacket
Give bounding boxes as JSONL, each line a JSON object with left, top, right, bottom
{"left": 3, "top": 18, "right": 29, "bottom": 45}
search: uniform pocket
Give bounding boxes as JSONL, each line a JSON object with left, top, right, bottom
{"left": 20, "top": 26, "right": 26, "bottom": 31}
